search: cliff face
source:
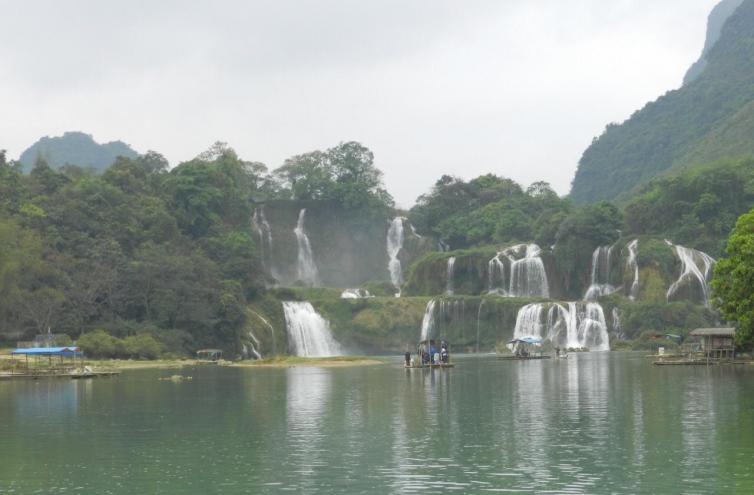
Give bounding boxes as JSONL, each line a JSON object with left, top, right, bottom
{"left": 684, "top": 0, "right": 745, "bottom": 84}
{"left": 570, "top": 0, "right": 754, "bottom": 204}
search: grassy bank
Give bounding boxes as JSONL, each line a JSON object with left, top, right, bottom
{"left": 227, "top": 356, "right": 386, "bottom": 368}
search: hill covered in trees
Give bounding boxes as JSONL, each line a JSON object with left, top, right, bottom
{"left": 570, "top": 0, "right": 754, "bottom": 204}
{"left": 19, "top": 131, "right": 138, "bottom": 173}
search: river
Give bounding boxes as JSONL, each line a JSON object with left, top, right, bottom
{"left": 1, "top": 353, "right": 753, "bottom": 494}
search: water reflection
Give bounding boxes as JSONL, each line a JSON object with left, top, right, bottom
{"left": 285, "top": 367, "right": 332, "bottom": 491}
{"left": 1, "top": 355, "right": 753, "bottom": 494}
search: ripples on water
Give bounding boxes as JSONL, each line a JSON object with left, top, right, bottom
{"left": 1, "top": 354, "right": 753, "bottom": 494}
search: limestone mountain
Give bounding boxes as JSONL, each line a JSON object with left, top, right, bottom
{"left": 570, "top": 0, "right": 754, "bottom": 204}
{"left": 19, "top": 131, "right": 138, "bottom": 172}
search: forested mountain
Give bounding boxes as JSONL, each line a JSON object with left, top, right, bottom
{"left": 570, "top": 0, "right": 754, "bottom": 204}
{"left": 19, "top": 131, "right": 138, "bottom": 172}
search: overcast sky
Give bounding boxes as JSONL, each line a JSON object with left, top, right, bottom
{"left": 0, "top": 0, "right": 720, "bottom": 207}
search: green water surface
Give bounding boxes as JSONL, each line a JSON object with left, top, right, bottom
{"left": 1, "top": 353, "right": 753, "bottom": 494}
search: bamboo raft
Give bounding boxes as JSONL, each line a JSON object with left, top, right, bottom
{"left": 404, "top": 363, "right": 455, "bottom": 369}
{"left": 498, "top": 355, "right": 552, "bottom": 361}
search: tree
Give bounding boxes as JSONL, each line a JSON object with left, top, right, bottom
{"left": 712, "top": 209, "right": 754, "bottom": 347}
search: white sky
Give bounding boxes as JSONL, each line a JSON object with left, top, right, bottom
{"left": 0, "top": 0, "right": 720, "bottom": 207}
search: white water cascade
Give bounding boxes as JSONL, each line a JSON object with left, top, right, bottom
{"left": 282, "top": 301, "right": 343, "bottom": 357}
{"left": 512, "top": 302, "right": 610, "bottom": 351}
{"left": 252, "top": 206, "right": 276, "bottom": 279}
{"left": 612, "top": 307, "right": 624, "bottom": 340}
{"left": 584, "top": 245, "right": 616, "bottom": 300}
{"left": 508, "top": 244, "right": 549, "bottom": 298}
{"left": 476, "top": 300, "right": 485, "bottom": 352}
{"left": 564, "top": 302, "right": 610, "bottom": 351}
{"left": 340, "top": 288, "right": 372, "bottom": 299}
{"left": 419, "top": 299, "right": 437, "bottom": 341}
{"left": 387, "top": 217, "right": 405, "bottom": 293}
{"left": 626, "top": 240, "right": 639, "bottom": 301}
{"left": 249, "top": 309, "right": 277, "bottom": 355}
{"left": 487, "top": 252, "right": 508, "bottom": 296}
{"left": 245, "top": 331, "right": 262, "bottom": 360}
{"left": 445, "top": 257, "right": 457, "bottom": 295}
{"left": 294, "top": 209, "right": 320, "bottom": 287}
{"left": 666, "top": 243, "right": 716, "bottom": 307}
{"left": 513, "top": 304, "right": 545, "bottom": 341}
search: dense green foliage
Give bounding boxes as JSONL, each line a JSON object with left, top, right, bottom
{"left": 409, "top": 175, "right": 571, "bottom": 248}
{"left": 273, "top": 141, "right": 394, "bottom": 227}
{"left": 712, "top": 208, "right": 754, "bottom": 347}
{"left": 571, "top": 0, "right": 754, "bottom": 204}
{"left": 624, "top": 158, "right": 754, "bottom": 256}
{"left": 0, "top": 145, "right": 265, "bottom": 355}
{"left": 19, "top": 131, "right": 138, "bottom": 173}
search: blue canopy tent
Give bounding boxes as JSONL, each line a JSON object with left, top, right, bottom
{"left": 12, "top": 346, "right": 82, "bottom": 357}
{"left": 11, "top": 347, "right": 83, "bottom": 374}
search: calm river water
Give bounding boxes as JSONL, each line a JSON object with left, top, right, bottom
{"left": 1, "top": 353, "right": 753, "bottom": 494}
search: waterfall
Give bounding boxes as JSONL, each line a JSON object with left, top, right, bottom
{"left": 252, "top": 206, "right": 276, "bottom": 279}
{"left": 487, "top": 253, "right": 508, "bottom": 296}
{"left": 387, "top": 217, "right": 405, "bottom": 293}
{"left": 584, "top": 245, "right": 616, "bottom": 300}
{"left": 475, "top": 300, "right": 485, "bottom": 352}
{"left": 626, "top": 240, "right": 639, "bottom": 301}
{"left": 508, "top": 244, "right": 549, "bottom": 298}
{"left": 513, "top": 304, "right": 545, "bottom": 340}
{"left": 510, "top": 301, "right": 610, "bottom": 351}
{"left": 340, "top": 288, "right": 372, "bottom": 299}
{"left": 282, "top": 301, "right": 343, "bottom": 357}
{"left": 419, "top": 299, "right": 437, "bottom": 341}
{"left": 565, "top": 302, "right": 609, "bottom": 351}
{"left": 445, "top": 257, "right": 457, "bottom": 295}
{"left": 294, "top": 209, "right": 320, "bottom": 287}
{"left": 245, "top": 331, "right": 262, "bottom": 360}
{"left": 249, "top": 309, "right": 277, "bottom": 355}
{"left": 666, "top": 243, "right": 716, "bottom": 307}
{"left": 612, "top": 307, "right": 625, "bottom": 340}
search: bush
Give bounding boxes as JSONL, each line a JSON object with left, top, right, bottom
{"left": 77, "top": 330, "right": 121, "bottom": 358}
{"left": 122, "top": 334, "right": 163, "bottom": 359}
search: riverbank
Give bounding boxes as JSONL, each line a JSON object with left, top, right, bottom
{"left": 0, "top": 351, "right": 386, "bottom": 372}
{"left": 226, "top": 356, "right": 386, "bottom": 368}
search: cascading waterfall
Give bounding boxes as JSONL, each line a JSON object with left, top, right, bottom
{"left": 584, "top": 245, "right": 616, "bottom": 300}
{"left": 666, "top": 243, "right": 716, "bottom": 307}
{"left": 565, "top": 302, "right": 610, "bottom": 351}
{"left": 508, "top": 244, "right": 549, "bottom": 298}
{"left": 445, "top": 257, "right": 457, "bottom": 295}
{"left": 340, "top": 288, "right": 372, "bottom": 299}
{"left": 387, "top": 217, "right": 405, "bottom": 293}
{"left": 476, "top": 300, "right": 485, "bottom": 352}
{"left": 294, "top": 209, "right": 320, "bottom": 287}
{"left": 419, "top": 299, "right": 437, "bottom": 341}
{"left": 245, "top": 331, "right": 262, "bottom": 360}
{"left": 612, "top": 307, "right": 625, "bottom": 340}
{"left": 249, "top": 309, "right": 276, "bottom": 355}
{"left": 626, "top": 239, "right": 639, "bottom": 301}
{"left": 511, "top": 302, "right": 610, "bottom": 351}
{"left": 487, "top": 253, "right": 507, "bottom": 296}
{"left": 252, "top": 206, "right": 276, "bottom": 279}
{"left": 282, "top": 301, "right": 343, "bottom": 357}
{"left": 513, "top": 304, "right": 545, "bottom": 340}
